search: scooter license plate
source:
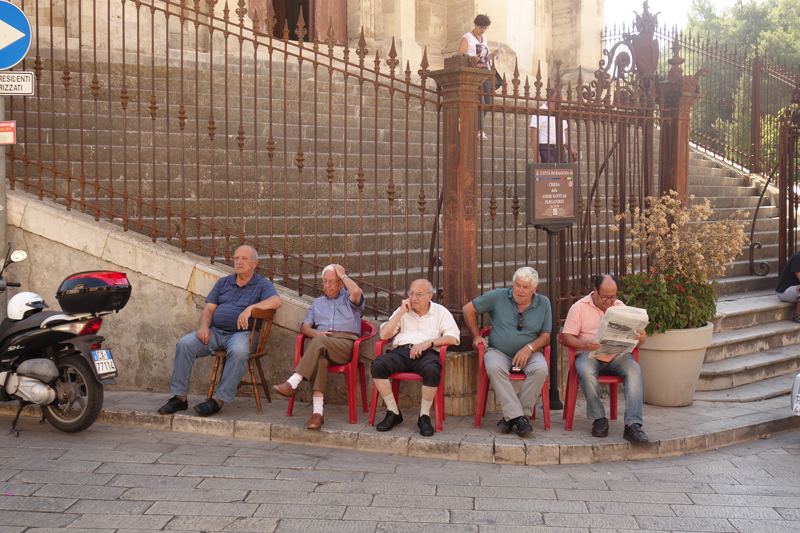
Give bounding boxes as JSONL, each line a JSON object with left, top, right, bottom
{"left": 91, "top": 349, "right": 118, "bottom": 379}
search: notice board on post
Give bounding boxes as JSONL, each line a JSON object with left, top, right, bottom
{"left": 526, "top": 163, "right": 578, "bottom": 227}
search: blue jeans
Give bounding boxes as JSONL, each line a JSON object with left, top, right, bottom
{"left": 169, "top": 326, "right": 255, "bottom": 403}
{"left": 575, "top": 351, "right": 643, "bottom": 426}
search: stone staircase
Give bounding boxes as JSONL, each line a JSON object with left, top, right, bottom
{"left": 686, "top": 151, "right": 800, "bottom": 404}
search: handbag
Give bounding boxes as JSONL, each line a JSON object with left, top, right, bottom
{"left": 493, "top": 68, "right": 503, "bottom": 90}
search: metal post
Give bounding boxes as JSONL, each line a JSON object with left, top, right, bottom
{"left": 0, "top": 96, "right": 6, "bottom": 321}
{"left": 546, "top": 227, "right": 563, "bottom": 410}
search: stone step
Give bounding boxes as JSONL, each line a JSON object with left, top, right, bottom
{"left": 704, "top": 320, "right": 800, "bottom": 363}
{"left": 696, "top": 346, "right": 800, "bottom": 391}
{"left": 693, "top": 373, "right": 795, "bottom": 402}
{"left": 713, "top": 290, "right": 793, "bottom": 333}
{"left": 715, "top": 274, "right": 779, "bottom": 296}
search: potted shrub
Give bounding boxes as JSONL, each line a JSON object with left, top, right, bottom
{"left": 617, "top": 191, "right": 748, "bottom": 406}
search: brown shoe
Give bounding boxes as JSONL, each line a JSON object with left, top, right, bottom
{"left": 307, "top": 413, "right": 324, "bottom": 429}
{"left": 273, "top": 381, "right": 297, "bottom": 398}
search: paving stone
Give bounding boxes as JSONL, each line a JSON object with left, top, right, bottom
{"left": 224, "top": 455, "right": 321, "bottom": 469}
{"left": 314, "top": 482, "right": 436, "bottom": 495}
{"left": 729, "top": 518, "right": 800, "bottom": 533}
{"left": 437, "top": 485, "right": 555, "bottom": 499}
{"left": 776, "top": 508, "right": 800, "bottom": 520}
{"left": 0, "top": 496, "right": 75, "bottom": 512}
{"left": 277, "top": 469, "right": 365, "bottom": 483}
{"left": 109, "top": 474, "right": 203, "bottom": 489}
{"left": 178, "top": 465, "right": 280, "bottom": 479}
{"left": 245, "top": 491, "right": 373, "bottom": 506}
{"left": 672, "top": 504, "right": 782, "bottom": 519}
{"left": 95, "top": 463, "right": 184, "bottom": 476}
{"left": 658, "top": 435, "right": 687, "bottom": 458}
{"left": 684, "top": 432, "right": 709, "bottom": 454}
{"left": 605, "top": 480, "right": 713, "bottom": 493}
{"left": 157, "top": 453, "right": 228, "bottom": 466}
{"left": 8, "top": 459, "right": 100, "bottom": 473}
{"left": 33, "top": 484, "right": 126, "bottom": 500}
{"left": 586, "top": 501, "right": 676, "bottom": 516}
{"left": 0, "top": 448, "right": 66, "bottom": 460}
{"left": 270, "top": 519, "right": 374, "bottom": 532}
{"left": 689, "top": 494, "right": 800, "bottom": 508}
{"left": 0, "top": 481, "right": 43, "bottom": 496}
{"left": 476, "top": 475, "right": 609, "bottom": 490}
{"left": 494, "top": 438, "right": 526, "bottom": 465}
{"left": 99, "top": 409, "right": 174, "bottom": 431}
{"left": 197, "top": 478, "right": 317, "bottom": 492}
{"left": 252, "top": 503, "right": 346, "bottom": 519}
{"left": 556, "top": 489, "right": 691, "bottom": 504}
{"left": 312, "top": 458, "right": 396, "bottom": 474}
{"left": 449, "top": 510, "right": 544, "bottom": 526}
{"left": 146, "top": 501, "right": 258, "bottom": 517}
{"left": 67, "top": 499, "right": 155, "bottom": 514}
{"left": 66, "top": 449, "right": 163, "bottom": 464}
{"left": 371, "top": 494, "right": 472, "bottom": 510}
{"left": 122, "top": 487, "right": 249, "bottom": 502}
{"left": 377, "top": 524, "right": 478, "bottom": 532}
{"left": 65, "top": 514, "right": 172, "bottom": 530}
{"left": 635, "top": 516, "right": 739, "bottom": 531}
{"left": 0, "top": 510, "right": 77, "bottom": 528}
{"left": 475, "top": 498, "right": 587, "bottom": 514}
{"left": 705, "top": 428, "right": 737, "bottom": 451}
{"left": 362, "top": 473, "right": 477, "bottom": 485}
{"left": 164, "top": 516, "right": 236, "bottom": 531}
{"left": 542, "top": 511, "right": 639, "bottom": 528}
{"left": 342, "top": 506, "right": 448, "bottom": 523}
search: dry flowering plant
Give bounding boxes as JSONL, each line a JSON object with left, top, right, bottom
{"left": 615, "top": 191, "right": 749, "bottom": 334}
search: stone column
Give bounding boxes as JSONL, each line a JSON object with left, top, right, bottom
{"left": 658, "top": 41, "right": 706, "bottom": 205}
{"left": 429, "top": 57, "right": 491, "bottom": 321}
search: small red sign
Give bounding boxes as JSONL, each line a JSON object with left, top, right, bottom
{"left": 0, "top": 121, "right": 16, "bottom": 145}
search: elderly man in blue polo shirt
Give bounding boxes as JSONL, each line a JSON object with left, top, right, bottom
{"left": 463, "top": 266, "right": 551, "bottom": 437}
{"left": 158, "top": 245, "right": 282, "bottom": 417}
{"left": 273, "top": 264, "right": 364, "bottom": 429}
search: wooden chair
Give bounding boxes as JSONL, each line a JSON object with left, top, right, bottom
{"left": 287, "top": 320, "right": 377, "bottom": 424}
{"left": 474, "top": 326, "right": 550, "bottom": 429}
{"left": 206, "top": 308, "right": 276, "bottom": 414}
{"left": 368, "top": 339, "right": 449, "bottom": 432}
{"left": 558, "top": 333, "right": 640, "bottom": 431}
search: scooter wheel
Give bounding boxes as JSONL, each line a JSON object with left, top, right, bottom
{"left": 41, "top": 353, "right": 104, "bottom": 433}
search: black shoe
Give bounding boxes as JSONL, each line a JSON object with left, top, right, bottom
{"left": 376, "top": 410, "right": 403, "bottom": 432}
{"left": 592, "top": 417, "right": 609, "bottom": 438}
{"left": 158, "top": 396, "right": 188, "bottom": 415}
{"left": 516, "top": 415, "right": 533, "bottom": 437}
{"left": 194, "top": 399, "right": 222, "bottom": 417}
{"left": 497, "top": 417, "right": 517, "bottom": 434}
{"left": 417, "top": 415, "right": 434, "bottom": 437}
{"left": 623, "top": 423, "right": 649, "bottom": 443}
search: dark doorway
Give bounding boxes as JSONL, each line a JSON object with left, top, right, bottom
{"left": 255, "top": 0, "right": 346, "bottom": 44}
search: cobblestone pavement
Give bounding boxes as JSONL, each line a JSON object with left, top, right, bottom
{"left": 0, "top": 416, "right": 799, "bottom": 532}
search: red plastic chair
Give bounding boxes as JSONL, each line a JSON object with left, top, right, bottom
{"left": 474, "top": 326, "right": 550, "bottom": 429}
{"left": 368, "top": 339, "right": 449, "bottom": 432}
{"left": 558, "top": 333, "right": 639, "bottom": 431}
{"left": 287, "top": 320, "right": 377, "bottom": 424}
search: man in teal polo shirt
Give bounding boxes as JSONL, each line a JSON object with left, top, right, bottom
{"left": 463, "top": 266, "right": 551, "bottom": 437}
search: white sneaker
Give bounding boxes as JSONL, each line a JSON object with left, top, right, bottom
{"left": 479, "top": 132, "right": 488, "bottom": 141}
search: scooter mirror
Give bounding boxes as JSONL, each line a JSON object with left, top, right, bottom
{"left": 9, "top": 250, "right": 27, "bottom": 263}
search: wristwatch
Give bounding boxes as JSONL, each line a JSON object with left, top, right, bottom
{"left": 526, "top": 343, "right": 534, "bottom": 353}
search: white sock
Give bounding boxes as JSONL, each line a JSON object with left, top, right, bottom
{"left": 287, "top": 373, "right": 303, "bottom": 389}
{"left": 420, "top": 398, "right": 433, "bottom": 417}
{"left": 312, "top": 396, "right": 324, "bottom": 415}
{"left": 382, "top": 394, "right": 399, "bottom": 415}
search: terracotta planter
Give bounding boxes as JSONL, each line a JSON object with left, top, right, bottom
{"left": 637, "top": 322, "right": 714, "bottom": 407}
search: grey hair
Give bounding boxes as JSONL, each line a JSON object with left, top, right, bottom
{"left": 411, "top": 278, "right": 433, "bottom": 294}
{"left": 322, "top": 264, "right": 336, "bottom": 276}
{"left": 512, "top": 266, "right": 539, "bottom": 288}
{"left": 237, "top": 245, "right": 258, "bottom": 261}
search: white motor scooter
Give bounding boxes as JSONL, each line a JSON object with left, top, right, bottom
{"left": 793, "top": 373, "right": 800, "bottom": 416}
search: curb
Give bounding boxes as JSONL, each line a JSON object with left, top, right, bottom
{"left": 3, "top": 402, "right": 799, "bottom": 465}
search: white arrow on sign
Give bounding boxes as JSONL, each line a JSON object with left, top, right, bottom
{"left": 0, "top": 19, "right": 25, "bottom": 51}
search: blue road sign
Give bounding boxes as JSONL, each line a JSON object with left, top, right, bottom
{"left": 0, "top": 2, "right": 31, "bottom": 71}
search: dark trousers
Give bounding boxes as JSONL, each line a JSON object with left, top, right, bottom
{"left": 370, "top": 345, "right": 442, "bottom": 387}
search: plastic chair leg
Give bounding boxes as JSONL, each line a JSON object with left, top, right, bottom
{"left": 358, "top": 362, "right": 367, "bottom": 413}
{"left": 565, "top": 370, "right": 580, "bottom": 431}
{"left": 541, "top": 381, "right": 551, "bottom": 430}
{"left": 434, "top": 384, "right": 444, "bottom": 432}
{"left": 345, "top": 367, "right": 357, "bottom": 424}
{"left": 368, "top": 383, "right": 379, "bottom": 426}
{"left": 610, "top": 383, "right": 619, "bottom": 420}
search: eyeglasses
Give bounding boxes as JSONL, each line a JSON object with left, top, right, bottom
{"left": 598, "top": 294, "right": 617, "bottom": 302}
{"left": 408, "top": 291, "right": 430, "bottom": 299}
{"left": 517, "top": 312, "right": 524, "bottom": 331}
{"left": 322, "top": 279, "right": 341, "bottom": 286}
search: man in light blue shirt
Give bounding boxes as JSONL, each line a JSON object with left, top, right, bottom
{"left": 273, "top": 264, "right": 364, "bottom": 429}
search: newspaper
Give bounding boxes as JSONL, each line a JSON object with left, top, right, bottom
{"left": 589, "top": 306, "right": 649, "bottom": 358}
